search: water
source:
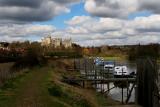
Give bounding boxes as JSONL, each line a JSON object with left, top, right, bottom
{"left": 79, "top": 59, "right": 137, "bottom": 103}
{"left": 102, "top": 61, "right": 136, "bottom": 102}
{"left": 96, "top": 83, "right": 135, "bottom": 103}
{"left": 78, "top": 59, "right": 160, "bottom": 104}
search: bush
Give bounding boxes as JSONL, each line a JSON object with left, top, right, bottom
{"left": 48, "top": 83, "right": 92, "bottom": 107}
{"left": 12, "top": 44, "right": 47, "bottom": 69}
{"left": 48, "top": 84, "right": 63, "bottom": 97}
{"left": 128, "top": 44, "right": 159, "bottom": 60}
{"left": 47, "top": 51, "right": 82, "bottom": 58}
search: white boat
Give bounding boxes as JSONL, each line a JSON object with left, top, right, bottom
{"left": 114, "top": 66, "right": 130, "bottom": 77}
{"left": 104, "top": 61, "right": 115, "bottom": 71}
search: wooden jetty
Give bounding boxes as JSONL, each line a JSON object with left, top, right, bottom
{"left": 64, "top": 78, "right": 135, "bottom": 83}
{"left": 72, "top": 58, "right": 160, "bottom": 107}
{"left": 107, "top": 105, "right": 141, "bottom": 107}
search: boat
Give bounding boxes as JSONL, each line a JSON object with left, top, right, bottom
{"left": 104, "top": 61, "right": 115, "bottom": 71}
{"left": 94, "top": 57, "right": 104, "bottom": 66}
{"left": 114, "top": 66, "right": 130, "bottom": 78}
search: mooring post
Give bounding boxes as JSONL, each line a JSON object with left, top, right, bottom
{"left": 122, "top": 67, "right": 124, "bottom": 104}
{"left": 74, "top": 58, "right": 76, "bottom": 70}
{"left": 94, "top": 60, "right": 97, "bottom": 89}
{"left": 122, "top": 86, "right": 124, "bottom": 104}
{"left": 102, "top": 62, "right": 105, "bottom": 93}
{"left": 127, "top": 83, "right": 129, "bottom": 100}
{"left": 137, "top": 58, "right": 159, "bottom": 107}
{"left": 78, "top": 59, "right": 80, "bottom": 71}
{"left": 84, "top": 59, "right": 87, "bottom": 78}
{"left": 82, "top": 80, "right": 85, "bottom": 88}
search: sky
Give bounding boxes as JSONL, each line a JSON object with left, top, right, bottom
{"left": 0, "top": 0, "right": 160, "bottom": 46}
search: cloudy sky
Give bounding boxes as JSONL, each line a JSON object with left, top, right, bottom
{"left": 0, "top": 0, "right": 160, "bottom": 46}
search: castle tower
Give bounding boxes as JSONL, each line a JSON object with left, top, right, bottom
{"left": 41, "top": 35, "right": 52, "bottom": 46}
{"left": 62, "top": 38, "right": 72, "bottom": 48}
{"left": 52, "top": 38, "right": 62, "bottom": 48}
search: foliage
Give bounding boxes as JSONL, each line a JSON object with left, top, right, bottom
{"left": 48, "top": 83, "right": 91, "bottom": 107}
{"left": 0, "top": 49, "right": 21, "bottom": 63}
{"left": 47, "top": 51, "right": 82, "bottom": 58}
{"left": 48, "top": 84, "right": 63, "bottom": 97}
{"left": 12, "top": 42, "right": 47, "bottom": 69}
{"left": 128, "top": 44, "right": 160, "bottom": 60}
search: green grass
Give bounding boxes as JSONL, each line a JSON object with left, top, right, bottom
{"left": 0, "top": 70, "right": 30, "bottom": 107}
{"left": 48, "top": 83, "right": 91, "bottom": 107}
{"left": 0, "top": 65, "right": 93, "bottom": 107}
{"left": 0, "top": 67, "right": 67, "bottom": 107}
{"left": 92, "top": 56, "right": 127, "bottom": 61}
{"left": 90, "top": 56, "right": 127, "bottom": 61}
{"left": 0, "top": 60, "right": 121, "bottom": 107}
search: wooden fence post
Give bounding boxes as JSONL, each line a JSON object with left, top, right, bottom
{"left": 137, "top": 57, "right": 159, "bottom": 107}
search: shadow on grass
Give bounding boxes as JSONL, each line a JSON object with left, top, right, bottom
{"left": 48, "top": 84, "right": 91, "bottom": 107}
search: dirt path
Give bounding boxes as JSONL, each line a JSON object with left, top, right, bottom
{"left": 0, "top": 66, "right": 72, "bottom": 107}
{"left": 14, "top": 68, "right": 52, "bottom": 107}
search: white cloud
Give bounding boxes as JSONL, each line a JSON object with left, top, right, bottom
{"left": 0, "top": 0, "right": 80, "bottom": 23}
{"left": 129, "top": 15, "right": 160, "bottom": 32}
{"left": 63, "top": 15, "right": 160, "bottom": 46}
{"left": 84, "top": 0, "right": 160, "bottom": 18}
{"left": 0, "top": 24, "right": 55, "bottom": 42}
{"left": 84, "top": 0, "right": 138, "bottom": 18}
{"left": 65, "top": 16, "right": 92, "bottom": 25}
{"left": 1, "top": 0, "right": 160, "bottom": 46}
{"left": 2, "top": 14, "right": 157, "bottom": 46}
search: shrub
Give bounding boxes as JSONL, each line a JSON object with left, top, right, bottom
{"left": 48, "top": 84, "right": 63, "bottom": 97}
{"left": 47, "top": 51, "right": 82, "bottom": 58}
{"left": 12, "top": 44, "right": 47, "bottom": 69}
{"left": 128, "top": 44, "right": 159, "bottom": 60}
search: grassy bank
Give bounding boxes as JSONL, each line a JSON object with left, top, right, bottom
{"left": 0, "top": 60, "right": 121, "bottom": 107}
{"left": 103, "top": 56, "right": 127, "bottom": 61}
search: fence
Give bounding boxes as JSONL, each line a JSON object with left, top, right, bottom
{"left": 137, "top": 57, "right": 160, "bottom": 107}
{"left": 0, "top": 62, "right": 28, "bottom": 87}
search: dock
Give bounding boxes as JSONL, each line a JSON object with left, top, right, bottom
{"left": 107, "top": 105, "right": 141, "bottom": 107}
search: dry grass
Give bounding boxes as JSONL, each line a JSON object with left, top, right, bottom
{"left": 0, "top": 62, "right": 15, "bottom": 86}
{"left": 0, "top": 62, "right": 14, "bottom": 72}
{"left": 50, "top": 59, "right": 122, "bottom": 107}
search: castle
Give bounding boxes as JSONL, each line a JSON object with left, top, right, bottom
{"left": 41, "top": 36, "right": 72, "bottom": 48}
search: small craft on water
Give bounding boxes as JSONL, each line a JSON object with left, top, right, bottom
{"left": 114, "top": 66, "right": 130, "bottom": 78}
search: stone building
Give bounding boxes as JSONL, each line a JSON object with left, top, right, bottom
{"left": 41, "top": 36, "right": 72, "bottom": 48}
{"left": 52, "top": 38, "right": 62, "bottom": 48}
{"left": 41, "top": 36, "right": 52, "bottom": 47}
{"left": 62, "top": 38, "right": 72, "bottom": 48}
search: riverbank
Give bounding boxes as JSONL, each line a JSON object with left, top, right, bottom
{"left": 0, "top": 59, "right": 124, "bottom": 107}
{"left": 88, "top": 56, "right": 127, "bottom": 62}
{"left": 103, "top": 56, "right": 127, "bottom": 61}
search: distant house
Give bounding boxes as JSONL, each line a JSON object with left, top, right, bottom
{"left": 41, "top": 36, "right": 72, "bottom": 48}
